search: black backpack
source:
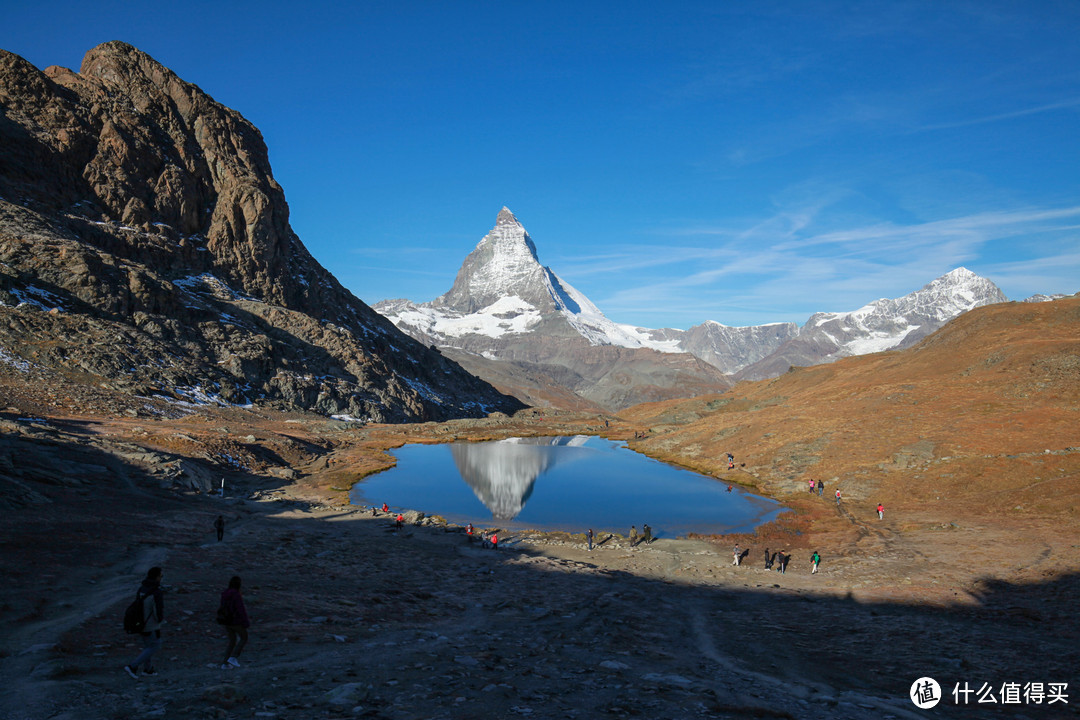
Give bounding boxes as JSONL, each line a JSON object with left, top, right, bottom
{"left": 216, "top": 598, "right": 231, "bottom": 625}
{"left": 123, "top": 592, "right": 147, "bottom": 634}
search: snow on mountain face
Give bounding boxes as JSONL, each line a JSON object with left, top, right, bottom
{"left": 806, "top": 267, "right": 1008, "bottom": 357}
{"left": 436, "top": 208, "right": 547, "bottom": 313}
{"left": 735, "top": 267, "right": 1010, "bottom": 381}
{"left": 379, "top": 208, "right": 684, "bottom": 353}
{"left": 1024, "top": 293, "right": 1071, "bottom": 303}
{"left": 376, "top": 208, "right": 1012, "bottom": 384}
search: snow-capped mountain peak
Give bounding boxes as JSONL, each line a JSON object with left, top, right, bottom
{"left": 409, "top": 208, "right": 677, "bottom": 351}
{"left": 734, "top": 266, "right": 1009, "bottom": 379}
{"left": 435, "top": 207, "right": 544, "bottom": 314}
{"left": 375, "top": 209, "right": 1013, "bottom": 390}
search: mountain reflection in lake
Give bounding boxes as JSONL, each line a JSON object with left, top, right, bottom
{"left": 350, "top": 436, "right": 783, "bottom": 538}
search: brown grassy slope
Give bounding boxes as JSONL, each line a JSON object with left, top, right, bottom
{"left": 617, "top": 297, "right": 1080, "bottom": 523}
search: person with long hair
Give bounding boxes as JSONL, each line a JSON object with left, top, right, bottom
{"left": 218, "top": 575, "right": 250, "bottom": 669}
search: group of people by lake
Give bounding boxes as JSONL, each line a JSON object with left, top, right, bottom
{"left": 366, "top": 483, "right": 887, "bottom": 592}
{"left": 807, "top": 479, "right": 885, "bottom": 521}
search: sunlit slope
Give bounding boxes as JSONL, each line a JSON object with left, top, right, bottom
{"left": 619, "top": 297, "right": 1080, "bottom": 518}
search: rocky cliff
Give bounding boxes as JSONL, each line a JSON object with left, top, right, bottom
{"left": 0, "top": 42, "right": 523, "bottom": 422}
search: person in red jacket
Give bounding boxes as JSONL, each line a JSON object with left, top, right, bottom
{"left": 219, "top": 576, "right": 250, "bottom": 670}
{"left": 877, "top": 503, "right": 884, "bottom": 520}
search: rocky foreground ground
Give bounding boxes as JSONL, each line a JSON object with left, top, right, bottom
{"left": 0, "top": 404, "right": 1077, "bottom": 720}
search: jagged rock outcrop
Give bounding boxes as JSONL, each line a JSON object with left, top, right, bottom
{"left": 0, "top": 43, "right": 523, "bottom": 422}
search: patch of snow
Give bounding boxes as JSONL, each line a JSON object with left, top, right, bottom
{"left": 174, "top": 273, "right": 260, "bottom": 303}
{"left": 0, "top": 347, "right": 33, "bottom": 372}
{"left": 401, "top": 376, "right": 447, "bottom": 406}
{"left": 843, "top": 326, "right": 918, "bottom": 355}
{"left": 3, "top": 285, "right": 66, "bottom": 312}
{"left": 393, "top": 298, "right": 543, "bottom": 340}
{"left": 157, "top": 385, "right": 254, "bottom": 409}
{"left": 546, "top": 272, "right": 681, "bottom": 352}
{"left": 330, "top": 414, "right": 368, "bottom": 423}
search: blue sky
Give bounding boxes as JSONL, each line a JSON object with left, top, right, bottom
{"left": 4, "top": 1, "right": 1079, "bottom": 328}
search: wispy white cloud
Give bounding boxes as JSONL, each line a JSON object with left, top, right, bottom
{"left": 911, "top": 97, "right": 1080, "bottom": 133}
{"left": 588, "top": 203, "right": 1080, "bottom": 327}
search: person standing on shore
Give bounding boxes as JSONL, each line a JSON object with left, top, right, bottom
{"left": 586, "top": 528, "right": 594, "bottom": 551}
{"left": 490, "top": 533, "right": 498, "bottom": 551}
{"left": 810, "top": 551, "right": 821, "bottom": 574}
{"left": 218, "top": 576, "right": 250, "bottom": 670}
{"left": 764, "top": 547, "right": 771, "bottom": 569}
{"left": 818, "top": 480, "right": 825, "bottom": 497}
{"left": 395, "top": 513, "right": 404, "bottom": 529}
{"left": 214, "top": 515, "right": 225, "bottom": 542}
{"left": 629, "top": 526, "right": 638, "bottom": 547}
{"left": 732, "top": 544, "right": 741, "bottom": 566}
{"left": 877, "top": 503, "right": 884, "bottom": 520}
{"left": 809, "top": 479, "right": 815, "bottom": 494}
{"left": 124, "top": 567, "right": 164, "bottom": 679}
{"left": 466, "top": 523, "right": 474, "bottom": 542}
{"left": 642, "top": 524, "right": 652, "bottom": 545}
{"left": 779, "top": 552, "right": 789, "bottom": 574}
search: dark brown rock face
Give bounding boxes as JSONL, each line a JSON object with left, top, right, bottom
{"left": 0, "top": 42, "right": 523, "bottom": 422}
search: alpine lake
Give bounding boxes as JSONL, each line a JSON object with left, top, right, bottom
{"left": 349, "top": 436, "right": 784, "bottom": 539}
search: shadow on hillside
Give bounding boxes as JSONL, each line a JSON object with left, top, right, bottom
{"left": 2, "top": 428, "right": 1077, "bottom": 719}
{"left": 329, "top": 512, "right": 1080, "bottom": 715}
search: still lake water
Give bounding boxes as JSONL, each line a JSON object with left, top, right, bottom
{"left": 350, "top": 436, "right": 784, "bottom": 538}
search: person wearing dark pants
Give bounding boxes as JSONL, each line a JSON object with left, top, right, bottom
{"left": 125, "top": 566, "right": 164, "bottom": 678}
{"left": 218, "top": 576, "right": 250, "bottom": 670}
{"left": 214, "top": 515, "right": 225, "bottom": 542}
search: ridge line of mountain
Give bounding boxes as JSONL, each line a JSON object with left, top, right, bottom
{"left": 0, "top": 42, "right": 524, "bottom": 422}
{"left": 375, "top": 208, "right": 1074, "bottom": 407}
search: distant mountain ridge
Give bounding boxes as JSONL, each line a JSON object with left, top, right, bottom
{"left": 0, "top": 42, "right": 523, "bottom": 422}
{"left": 377, "top": 209, "right": 1028, "bottom": 407}
{"left": 734, "top": 267, "right": 1010, "bottom": 380}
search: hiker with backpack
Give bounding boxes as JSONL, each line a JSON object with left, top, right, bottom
{"left": 124, "top": 566, "right": 164, "bottom": 679}
{"left": 217, "top": 575, "right": 250, "bottom": 670}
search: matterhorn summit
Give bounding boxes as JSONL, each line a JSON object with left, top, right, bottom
{"left": 377, "top": 208, "right": 686, "bottom": 351}
{"left": 437, "top": 208, "right": 548, "bottom": 313}
{"left": 374, "top": 208, "right": 732, "bottom": 410}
